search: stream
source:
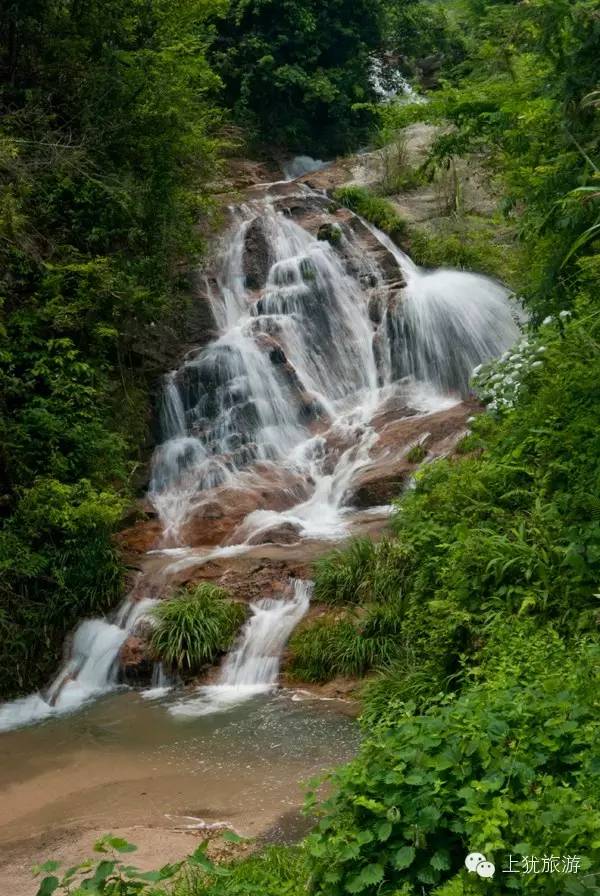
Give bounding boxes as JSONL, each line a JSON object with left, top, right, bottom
{"left": 0, "top": 159, "right": 522, "bottom": 892}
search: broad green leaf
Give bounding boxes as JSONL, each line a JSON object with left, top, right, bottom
{"left": 393, "top": 846, "right": 416, "bottom": 870}
{"left": 35, "top": 877, "right": 60, "bottom": 896}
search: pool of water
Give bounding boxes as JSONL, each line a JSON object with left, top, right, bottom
{"left": 0, "top": 686, "right": 359, "bottom": 870}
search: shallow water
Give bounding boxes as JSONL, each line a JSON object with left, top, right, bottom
{"left": 0, "top": 688, "right": 358, "bottom": 856}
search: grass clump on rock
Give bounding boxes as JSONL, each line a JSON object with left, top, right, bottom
{"left": 333, "top": 185, "right": 407, "bottom": 242}
{"left": 151, "top": 583, "right": 246, "bottom": 674}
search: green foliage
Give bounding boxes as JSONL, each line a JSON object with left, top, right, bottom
{"left": 35, "top": 837, "right": 304, "bottom": 896}
{"left": 210, "top": 0, "right": 385, "bottom": 154}
{"left": 407, "top": 217, "right": 523, "bottom": 285}
{"left": 333, "top": 187, "right": 407, "bottom": 242}
{"left": 187, "top": 846, "right": 308, "bottom": 896}
{"left": 405, "top": 444, "right": 427, "bottom": 464}
{"left": 411, "top": 0, "right": 600, "bottom": 316}
{"left": 306, "top": 630, "right": 600, "bottom": 894}
{"left": 0, "top": 0, "right": 224, "bottom": 696}
{"left": 34, "top": 834, "right": 230, "bottom": 896}
{"left": 286, "top": 596, "right": 406, "bottom": 683}
{"left": 313, "top": 539, "right": 377, "bottom": 605}
{"left": 0, "top": 479, "right": 124, "bottom": 696}
{"left": 382, "top": 1, "right": 465, "bottom": 85}
{"left": 287, "top": 615, "right": 371, "bottom": 683}
{"left": 151, "top": 584, "right": 246, "bottom": 674}
{"left": 314, "top": 538, "right": 410, "bottom": 608}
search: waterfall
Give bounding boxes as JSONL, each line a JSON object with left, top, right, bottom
{"left": 149, "top": 190, "right": 521, "bottom": 544}
{"left": 0, "top": 181, "right": 523, "bottom": 732}
{"left": 364, "top": 223, "right": 524, "bottom": 393}
{"left": 282, "top": 156, "right": 328, "bottom": 179}
{"left": 142, "top": 662, "right": 175, "bottom": 700}
{"left": 170, "top": 579, "right": 311, "bottom": 717}
{"left": 0, "top": 597, "right": 157, "bottom": 732}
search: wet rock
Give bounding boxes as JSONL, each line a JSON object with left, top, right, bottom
{"left": 119, "top": 635, "right": 153, "bottom": 683}
{"left": 298, "top": 391, "right": 326, "bottom": 423}
{"left": 351, "top": 469, "right": 412, "bottom": 508}
{"left": 117, "top": 517, "right": 163, "bottom": 556}
{"left": 247, "top": 522, "right": 302, "bottom": 546}
{"left": 368, "top": 293, "right": 383, "bottom": 324}
{"left": 243, "top": 217, "right": 272, "bottom": 290}
{"left": 348, "top": 399, "right": 480, "bottom": 509}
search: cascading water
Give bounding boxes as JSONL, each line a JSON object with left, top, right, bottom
{"left": 0, "top": 178, "right": 523, "bottom": 733}
{"left": 149, "top": 188, "right": 521, "bottom": 545}
{"left": 170, "top": 579, "right": 311, "bottom": 717}
{"left": 0, "top": 597, "right": 157, "bottom": 732}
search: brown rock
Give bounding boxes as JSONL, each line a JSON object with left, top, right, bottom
{"left": 119, "top": 635, "right": 148, "bottom": 668}
{"left": 246, "top": 522, "right": 302, "bottom": 546}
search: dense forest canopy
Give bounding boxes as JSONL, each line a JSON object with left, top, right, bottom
{"left": 1, "top": 0, "right": 600, "bottom": 893}
{"left": 210, "top": 0, "right": 385, "bottom": 153}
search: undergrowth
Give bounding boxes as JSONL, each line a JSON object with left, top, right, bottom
{"left": 332, "top": 186, "right": 407, "bottom": 242}
{"left": 151, "top": 584, "right": 246, "bottom": 674}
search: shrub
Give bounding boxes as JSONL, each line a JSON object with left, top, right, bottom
{"left": 0, "top": 479, "right": 125, "bottom": 697}
{"left": 305, "top": 630, "right": 600, "bottom": 894}
{"left": 314, "top": 538, "right": 411, "bottom": 607}
{"left": 151, "top": 584, "right": 246, "bottom": 674}
{"left": 405, "top": 443, "right": 427, "bottom": 464}
{"left": 189, "top": 845, "right": 308, "bottom": 896}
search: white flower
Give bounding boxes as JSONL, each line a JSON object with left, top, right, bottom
{"left": 509, "top": 354, "right": 521, "bottom": 362}
{"left": 531, "top": 360, "right": 543, "bottom": 369}
{"left": 542, "top": 315, "right": 554, "bottom": 326}
{"left": 466, "top": 416, "right": 476, "bottom": 424}
{"left": 537, "top": 346, "right": 547, "bottom": 353}
{"left": 501, "top": 351, "right": 510, "bottom": 362}
{"left": 513, "top": 363, "right": 523, "bottom": 370}
{"left": 472, "top": 364, "right": 483, "bottom": 375}
{"left": 559, "top": 309, "right": 571, "bottom": 320}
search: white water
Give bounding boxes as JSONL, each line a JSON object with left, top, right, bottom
{"left": 0, "top": 598, "right": 157, "bottom": 732}
{"left": 149, "top": 191, "right": 521, "bottom": 544}
{"left": 142, "top": 662, "right": 175, "bottom": 700}
{"left": 170, "top": 579, "right": 311, "bottom": 717}
{"left": 282, "top": 156, "right": 329, "bottom": 180}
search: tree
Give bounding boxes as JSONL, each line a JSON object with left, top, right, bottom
{"left": 211, "top": 0, "right": 386, "bottom": 154}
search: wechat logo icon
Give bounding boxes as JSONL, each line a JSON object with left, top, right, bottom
{"left": 465, "top": 852, "right": 496, "bottom": 878}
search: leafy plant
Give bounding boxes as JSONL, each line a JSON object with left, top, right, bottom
{"left": 34, "top": 834, "right": 235, "bottom": 896}
{"left": 405, "top": 443, "right": 427, "bottom": 464}
{"left": 306, "top": 632, "right": 600, "bottom": 894}
{"left": 151, "top": 584, "right": 246, "bottom": 674}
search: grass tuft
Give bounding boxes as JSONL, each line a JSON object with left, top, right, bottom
{"left": 151, "top": 583, "right": 246, "bottom": 674}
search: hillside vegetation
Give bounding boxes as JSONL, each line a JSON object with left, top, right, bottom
{"left": 3, "top": 0, "right": 599, "bottom": 894}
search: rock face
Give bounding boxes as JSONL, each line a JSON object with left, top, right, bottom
{"left": 350, "top": 399, "right": 479, "bottom": 508}
{"left": 119, "top": 634, "right": 153, "bottom": 683}
{"left": 246, "top": 522, "right": 302, "bottom": 546}
{"left": 243, "top": 217, "right": 272, "bottom": 289}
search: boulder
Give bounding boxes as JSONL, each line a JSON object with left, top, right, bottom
{"left": 119, "top": 634, "right": 153, "bottom": 683}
